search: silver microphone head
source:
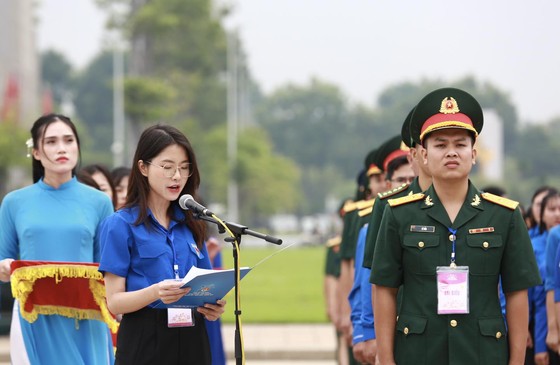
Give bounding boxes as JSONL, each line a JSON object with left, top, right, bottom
{"left": 179, "top": 194, "right": 193, "bottom": 210}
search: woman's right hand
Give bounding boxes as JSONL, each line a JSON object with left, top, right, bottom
{"left": 0, "top": 259, "right": 14, "bottom": 282}
{"left": 155, "top": 280, "right": 191, "bottom": 304}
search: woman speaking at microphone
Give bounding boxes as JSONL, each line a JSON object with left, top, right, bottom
{"left": 98, "top": 124, "right": 226, "bottom": 365}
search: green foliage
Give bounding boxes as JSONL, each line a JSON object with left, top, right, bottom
{"left": 123, "top": 76, "right": 176, "bottom": 123}
{"left": 220, "top": 246, "right": 328, "bottom": 323}
{"left": 0, "top": 122, "right": 30, "bottom": 196}
{"left": 131, "top": 0, "right": 227, "bottom": 74}
{"left": 120, "top": 0, "right": 229, "bottom": 131}
{"left": 197, "top": 125, "right": 300, "bottom": 225}
{"left": 255, "top": 78, "right": 379, "bottom": 213}
{"left": 40, "top": 50, "right": 74, "bottom": 106}
{"left": 73, "top": 51, "right": 115, "bottom": 159}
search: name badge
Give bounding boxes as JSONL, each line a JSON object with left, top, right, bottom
{"left": 436, "top": 266, "right": 469, "bottom": 314}
{"left": 168, "top": 308, "right": 195, "bottom": 327}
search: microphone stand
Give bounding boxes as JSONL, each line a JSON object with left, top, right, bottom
{"left": 193, "top": 213, "right": 282, "bottom": 365}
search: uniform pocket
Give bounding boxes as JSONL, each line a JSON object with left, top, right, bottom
{"left": 403, "top": 234, "right": 441, "bottom": 274}
{"left": 395, "top": 314, "right": 427, "bottom": 365}
{"left": 136, "top": 242, "right": 170, "bottom": 281}
{"left": 478, "top": 317, "right": 507, "bottom": 365}
{"left": 465, "top": 234, "right": 503, "bottom": 275}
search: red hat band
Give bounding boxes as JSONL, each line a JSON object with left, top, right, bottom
{"left": 383, "top": 148, "right": 409, "bottom": 171}
{"left": 419, "top": 112, "right": 478, "bottom": 142}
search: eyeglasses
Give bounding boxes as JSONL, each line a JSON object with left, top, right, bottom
{"left": 391, "top": 176, "right": 415, "bottom": 184}
{"left": 145, "top": 161, "right": 193, "bottom": 178}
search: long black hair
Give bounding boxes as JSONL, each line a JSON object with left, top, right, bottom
{"left": 126, "top": 124, "right": 206, "bottom": 247}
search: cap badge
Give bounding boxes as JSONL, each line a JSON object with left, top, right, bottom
{"left": 439, "top": 97, "right": 460, "bottom": 114}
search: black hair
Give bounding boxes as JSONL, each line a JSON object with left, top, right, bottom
{"left": 30, "top": 113, "right": 81, "bottom": 183}
{"left": 81, "top": 164, "right": 118, "bottom": 208}
{"left": 386, "top": 155, "right": 410, "bottom": 182}
{"left": 127, "top": 124, "right": 206, "bottom": 247}
{"left": 538, "top": 189, "right": 560, "bottom": 234}
{"left": 526, "top": 186, "right": 556, "bottom": 230}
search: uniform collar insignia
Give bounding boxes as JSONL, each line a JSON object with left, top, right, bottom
{"left": 424, "top": 195, "right": 434, "bottom": 207}
{"left": 471, "top": 194, "right": 481, "bottom": 207}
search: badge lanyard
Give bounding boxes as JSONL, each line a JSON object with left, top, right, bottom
{"left": 436, "top": 226, "right": 469, "bottom": 314}
{"left": 447, "top": 227, "right": 457, "bottom": 268}
{"left": 169, "top": 231, "right": 180, "bottom": 280}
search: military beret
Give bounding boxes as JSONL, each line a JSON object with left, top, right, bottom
{"left": 401, "top": 107, "right": 416, "bottom": 148}
{"left": 374, "top": 135, "right": 410, "bottom": 172}
{"left": 364, "top": 148, "right": 382, "bottom": 176}
{"left": 410, "top": 87, "right": 483, "bottom": 144}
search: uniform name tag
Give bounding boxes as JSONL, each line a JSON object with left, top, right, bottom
{"left": 168, "top": 308, "right": 195, "bottom": 327}
{"left": 410, "top": 225, "right": 435, "bottom": 233}
{"left": 436, "top": 266, "right": 470, "bottom": 314}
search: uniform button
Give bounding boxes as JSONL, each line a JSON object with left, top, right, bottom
{"left": 404, "top": 327, "right": 409, "bottom": 335}
{"left": 450, "top": 320, "right": 457, "bottom": 327}
{"left": 483, "top": 241, "right": 489, "bottom": 249}
{"left": 418, "top": 241, "right": 425, "bottom": 248}
{"left": 496, "top": 331, "right": 502, "bottom": 339}
{"left": 449, "top": 234, "right": 456, "bottom": 241}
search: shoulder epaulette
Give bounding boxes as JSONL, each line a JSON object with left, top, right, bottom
{"left": 481, "top": 192, "right": 519, "bottom": 210}
{"left": 377, "top": 183, "right": 409, "bottom": 200}
{"left": 388, "top": 193, "right": 425, "bottom": 207}
{"left": 326, "top": 236, "right": 342, "bottom": 248}
{"left": 355, "top": 198, "right": 375, "bottom": 210}
{"left": 358, "top": 204, "right": 374, "bottom": 218}
{"left": 343, "top": 200, "right": 359, "bottom": 213}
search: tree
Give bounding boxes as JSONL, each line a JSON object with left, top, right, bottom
{"left": 0, "top": 121, "right": 30, "bottom": 196}
{"left": 197, "top": 124, "right": 300, "bottom": 226}
{"left": 40, "top": 50, "right": 74, "bottom": 108}
{"left": 256, "top": 78, "right": 377, "bottom": 175}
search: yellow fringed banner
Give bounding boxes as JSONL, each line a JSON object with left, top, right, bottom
{"left": 10, "top": 260, "right": 119, "bottom": 333}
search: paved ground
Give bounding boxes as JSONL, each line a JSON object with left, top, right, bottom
{"left": 223, "top": 323, "right": 337, "bottom": 364}
{"left": 0, "top": 323, "right": 338, "bottom": 364}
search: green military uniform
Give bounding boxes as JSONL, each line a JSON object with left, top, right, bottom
{"left": 363, "top": 109, "right": 417, "bottom": 270}
{"left": 363, "top": 181, "right": 416, "bottom": 270}
{"left": 339, "top": 171, "right": 369, "bottom": 261}
{"left": 325, "top": 236, "right": 342, "bottom": 278}
{"left": 371, "top": 184, "right": 540, "bottom": 364}
{"left": 371, "top": 87, "right": 541, "bottom": 365}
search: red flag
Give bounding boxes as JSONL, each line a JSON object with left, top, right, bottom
{"left": 1, "top": 74, "right": 20, "bottom": 121}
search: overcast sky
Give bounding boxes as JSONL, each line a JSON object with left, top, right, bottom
{"left": 36, "top": 0, "right": 560, "bottom": 124}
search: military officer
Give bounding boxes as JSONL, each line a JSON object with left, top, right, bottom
{"left": 356, "top": 108, "right": 433, "bottom": 364}
{"left": 338, "top": 169, "right": 373, "bottom": 364}
{"left": 363, "top": 108, "right": 432, "bottom": 271}
{"left": 372, "top": 87, "right": 541, "bottom": 365}
{"left": 349, "top": 135, "right": 412, "bottom": 364}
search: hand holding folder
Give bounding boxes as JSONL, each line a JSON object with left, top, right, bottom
{"left": 154, "top": 266, "right": 251, "bottom": 309}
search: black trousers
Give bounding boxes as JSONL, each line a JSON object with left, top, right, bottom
{"left": 115, "top": 307, "right": 211, "bottom": 365}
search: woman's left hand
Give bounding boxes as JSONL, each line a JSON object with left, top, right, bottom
{"left": 197, "top": 299, "right": 226, "bottom": 321}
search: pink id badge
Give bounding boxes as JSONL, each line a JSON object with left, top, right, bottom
{"left": 167, "top": 308, "right": 195, "bottom": 327}
{"left": 436, "top": 266, "right": 469, "bottom": 314}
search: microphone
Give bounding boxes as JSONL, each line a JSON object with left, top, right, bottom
{"left": 179, "top": 194, "right": 214, "bottom": 217}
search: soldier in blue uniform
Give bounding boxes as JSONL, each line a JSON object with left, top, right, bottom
{"left": 372, "top": 87, "right": 541, "bottom": 365}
